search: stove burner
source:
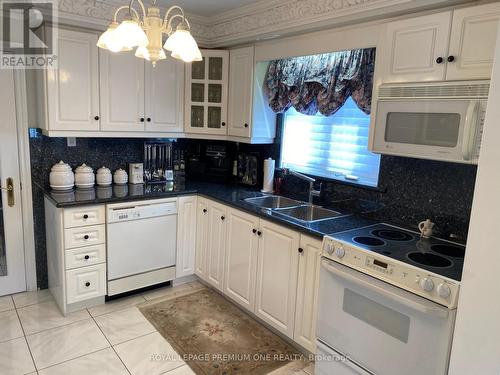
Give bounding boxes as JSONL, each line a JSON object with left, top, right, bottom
{"left": 407, "top": 252, "right": 453, "bottom": 268}
{"left": 431, "top": 244, "right": 465, "bottom": 259}
{"left": 371, "top": 229, "right": 414, "bottom": 242}
{"left": 353, "top": 236, "right": 385, "bottom": 247}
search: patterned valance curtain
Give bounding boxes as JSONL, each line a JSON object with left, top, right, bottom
{"left": 264, "top": 48, "right": 376, "bottom": 116}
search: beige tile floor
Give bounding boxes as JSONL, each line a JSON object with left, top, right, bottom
{"left": 0, "top": 281, "right": 315, "bottom": 375}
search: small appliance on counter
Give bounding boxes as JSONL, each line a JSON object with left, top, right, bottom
{"left": 129, "top": 163, "right": 144, "bottom": 184}
{"left": 144, "top": 142, "right": 174, "bottom": 183}
{"left": 74, "top": 164, "right": 95, "bottom": 189}
{"left": 49, "top": 161, "right": 74, "bottom": 191}
{"left": 187, "top": 144, "right": 231, "bottom": 183}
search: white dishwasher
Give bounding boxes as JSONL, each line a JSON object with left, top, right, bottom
{"left": 106, "top": 198, "right": 177, "bottom": 296}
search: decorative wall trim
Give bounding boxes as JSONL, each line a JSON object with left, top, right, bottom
{"left": 54, "top": 0, "right": 472, "bottom": 47}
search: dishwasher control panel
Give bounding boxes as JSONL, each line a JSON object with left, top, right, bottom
{"left": 107, "top": 201, "right": 177, "bottom": 223}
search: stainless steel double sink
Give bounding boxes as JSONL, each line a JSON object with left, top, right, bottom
{"left": 243, "top": 195, "right": 344, "bottom": 223}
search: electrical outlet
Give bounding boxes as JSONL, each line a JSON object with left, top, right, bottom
{"left": 67, "top": 137, "right": 76, "bottom": 147}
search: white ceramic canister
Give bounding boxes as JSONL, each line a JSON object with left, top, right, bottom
{"left": 113, "top": 168, "right": 128, "bottom": 185}
{"left": 96, "top": 166, "right": 112, "bottom": 186}
{"left": 49, "top": 161, "right": 75, "bottom": 191}
{"left": 74, "top": 163, "right": 95, "bottom": 188}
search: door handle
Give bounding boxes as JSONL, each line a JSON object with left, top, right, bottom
{"left": 0, "top": 178, "right": 15, "bottom": 207}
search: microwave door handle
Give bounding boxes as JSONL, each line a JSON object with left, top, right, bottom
{"left": 321, "top": 260, "right": 449, "bottom": 319}
{"left": 462, "top": 101, "right": 479, "bottom": 161}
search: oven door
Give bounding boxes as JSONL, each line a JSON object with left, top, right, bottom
{"left": 373, "top": 99, "right": 481, "bottom": 163}
{"left": 317, "top": 258, "right": 456, "bottom": 375}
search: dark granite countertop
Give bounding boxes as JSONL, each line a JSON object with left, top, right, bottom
{"left": 35, "top": 180, "right": 378, "bottom": 239}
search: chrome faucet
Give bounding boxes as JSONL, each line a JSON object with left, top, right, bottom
{"left": 284, "top": 169, "right": 321, "bottom": 204}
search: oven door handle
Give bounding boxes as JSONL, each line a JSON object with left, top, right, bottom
{"left": 322, "top": 260, "right": 450, "bottom": 319}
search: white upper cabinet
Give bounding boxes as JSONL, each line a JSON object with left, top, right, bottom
{"left": 46, "top": 29, "right": 100, "bottom": 131}
{"left": 228, "top": 46, "right": 254, "bottom": 138}
{"left": 383, "top": 12, "right": 452, "bottom": 82}
{"left": 185, "top": 49, "right": 229, "bottom": 135}
{"left": 145, "top": 60, "right": 184, "bottom": 133}
{"left": 446, "top": 2, "right": 500, "bottom": 81}
{"left": 100, "top": 51, "right": 145, "bottom": 132}
{"left": 381, "top": 3, "right": 500, "bottom": 83}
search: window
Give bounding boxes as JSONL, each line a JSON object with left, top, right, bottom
{"left": 280, "top": 97, "right": 381, "bottom": 187}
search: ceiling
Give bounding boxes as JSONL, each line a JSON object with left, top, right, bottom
{"left": 155, "top": 0, "right": 260, "bottom": 17}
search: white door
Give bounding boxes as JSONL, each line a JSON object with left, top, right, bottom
{"left": 100, "top": 50, "right": 145, "bottom": 132}
{"left": 0, "top": 70, "right": 26, "bottom": 295}
{"left": 224, "top": 208, "right": 259, "bottom": 311}
{"left": 294, "top": 235, "right": 322, "bottom": 353}
{"left": 206, "top": 201, "right": 227, "bottom": 291}
{"left": 145, "top": 60, "right": 184, "bottom": 133}
{"left": 185, "top": 49, "right": 229, "bottom": 135}
{"left": 255, "top": 219, "right": 300, "bottom": 338}
{"left": 447, "top": 2, "right": 500, "bottom": 80}
{"left": 46, "top": 28, "right": 100, "bottom": 131}
{"left": 176, "top": 196, "right": 197, "bottom": 278}
{"left": 194, "top": 198, "right": 209, "bottom": 279}
{"left": 228, "top": 46, "right": 254, "bottom": 138}
{"left": 383, "top": 12, "right": 452, "bottom": 83}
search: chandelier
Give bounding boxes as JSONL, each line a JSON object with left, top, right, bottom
{"left": 97, "top": 0, "right": 202, "bottom": 66}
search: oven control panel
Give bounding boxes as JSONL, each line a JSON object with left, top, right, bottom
{"left": 322, "top": 236, "right": 460, "bottom": 309}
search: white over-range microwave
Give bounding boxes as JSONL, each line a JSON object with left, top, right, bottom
{"left": 372, "top": 81, "right": 489, "bottom": 164}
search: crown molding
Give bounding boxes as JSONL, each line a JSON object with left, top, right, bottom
{"left": 53, "top": 0, "right": 474, "bottom": 47}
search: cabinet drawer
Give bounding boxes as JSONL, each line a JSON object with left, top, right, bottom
{"left": 64, "top": 205, "right": 105, "bottom": 228}
{"left": 66, "top": 264, "right": 106, "bottom": 304}
{"left": 65, "top": 244, "right": 106, "bottom": 270}
{"left": 64, "top": 225, "right": 106, "bottom": 249}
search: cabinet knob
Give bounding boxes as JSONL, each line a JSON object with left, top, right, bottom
{"left": 94, "top": 115, "right": 99, "bottom": 121}
{"left": 84, "top": 235, "right": 89, "bottom": 240}
{"left": 447, "top": 55, "right": 455, "bottom": 63}
{"left": 244, "top": 123, "right": 249, "bottom": 128}
{"left": 147, "top": 117, "right": 151, "bottom": 122}
{"left": 140, "top": 117, "right": 145, "bottom": 122}
{"left": 257, "top": 230, "right": 262, "bottom": 236}
{"left": 221, "top": 122, "right": 226, "bottom": 127}
{"left": 85, "top": 282, "right": 91, "bottom": 287}
{"left": 252, "top": 229, "right": 257, "bottom": 234}
{"left": 436, "top": 57, "right": 444, "bottom": 64}
{"left": 298, "top": 247, "right": 304, "bottom": 254}
{"left": 221, "top": 216, "right": 225, "bottom": 221}
{"left": 84, "top": 255, "right": 90, "bottom": 260}
{"left": 203, "top": 208, "right": 207, "bottom": 213}
{"left": 83, "top": 214, "right": 89, "bottom": 220}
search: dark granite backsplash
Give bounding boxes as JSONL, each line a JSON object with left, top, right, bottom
{"left": 29, "top": 129, "right": 477, "bottom": 288}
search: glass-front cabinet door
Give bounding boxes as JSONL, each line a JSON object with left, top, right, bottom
{"left": 185, "top": 50, "right": 229, "bottom": 135}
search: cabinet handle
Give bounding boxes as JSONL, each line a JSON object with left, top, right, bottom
{"left": 244, "top": 123, "right": 249, "bottom": 128}
{"left": 447, "top": 56, "right": 455, "bottom": 63}
{"left": 298, "top": 247, "right": 304, "bottom": 254}
{"left": 257, "top": 230, "right": 262, "bottom": 236}
{"left": 252, "top": 229, "right": 257, "bottom": 234}
{"left": 147, "top": 117, "right": 151, "bottom": 122}
{"left": 203, "top": 208, "right": 207, "bottom": 213}
{"left": 94, "top": 115, "right": 100, "bottom": 121}
{"left": 140, "top": 117, "right": 145, "bottom": 122}
{"left": 221, "top": 216, "right": 225, "bottom": 221}
{"left": 85, "top": 282, "right": 91, "bottom": 287}
{"left": 84, "top": 255, "right": 90, "bottom": 260}
{"left": 83, "top": 235, "right": 89, "bottom": 240}
{"left": 436, "top": 57, "right": 443, "bottom": 64}
{"left": 221, "top": 122, "right": 226, "bottom": 127}
{"left": 83, "top": 214, "right": 89, "bottom": 220}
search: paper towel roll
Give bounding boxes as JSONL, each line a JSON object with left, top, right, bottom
{"left": 262, "top": 158, "right": 275, "bottom": 193}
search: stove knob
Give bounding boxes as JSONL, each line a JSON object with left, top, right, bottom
{"left": 437, "top": 283, "right": 451, "bottom": 299}
{"left": 419, "top": 277, "right": 435, "bottom": 292}
{"left": 335, "top": 245, "right": 346, "bottom": 259}
{"left": 325, "top": 242, "right": 335, "bottom": 255}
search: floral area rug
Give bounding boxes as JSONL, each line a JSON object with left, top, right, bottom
{"left": 139, "top": 288, "right": 306, "bottom": 374}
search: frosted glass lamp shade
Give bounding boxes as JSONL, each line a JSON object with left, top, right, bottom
{"left": 165, "top": 29, "right": 202, "bottom": 63}
{"left": 97, "top": 23, "right": 132, "bottom": 52}
{"left": 115, "top": 20, "right": 148, "bottom": 49}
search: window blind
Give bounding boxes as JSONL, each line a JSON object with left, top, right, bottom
{"left": 280, "top": 97, "right": 381, "bottom": 187}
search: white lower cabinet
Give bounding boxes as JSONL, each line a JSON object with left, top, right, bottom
{"left": 195, "top": 198, "right": 209, "bottom": 279}
{"left": 294, "top": 235, "right": 322, "bottom": 353}
{"left": 205, "top": 201, "right": 227, "bottom": 291}
{"left": 176, "top": 196, "right": 197, "bottom": 278}
{"left": 224, "top": 208, "right": 259, "bottom": 311}
{"left": 45, "top": 200, "right": 107, "bottom": 315}
{"left": 255, "top": 220, "right": 300, "bottom": 338}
